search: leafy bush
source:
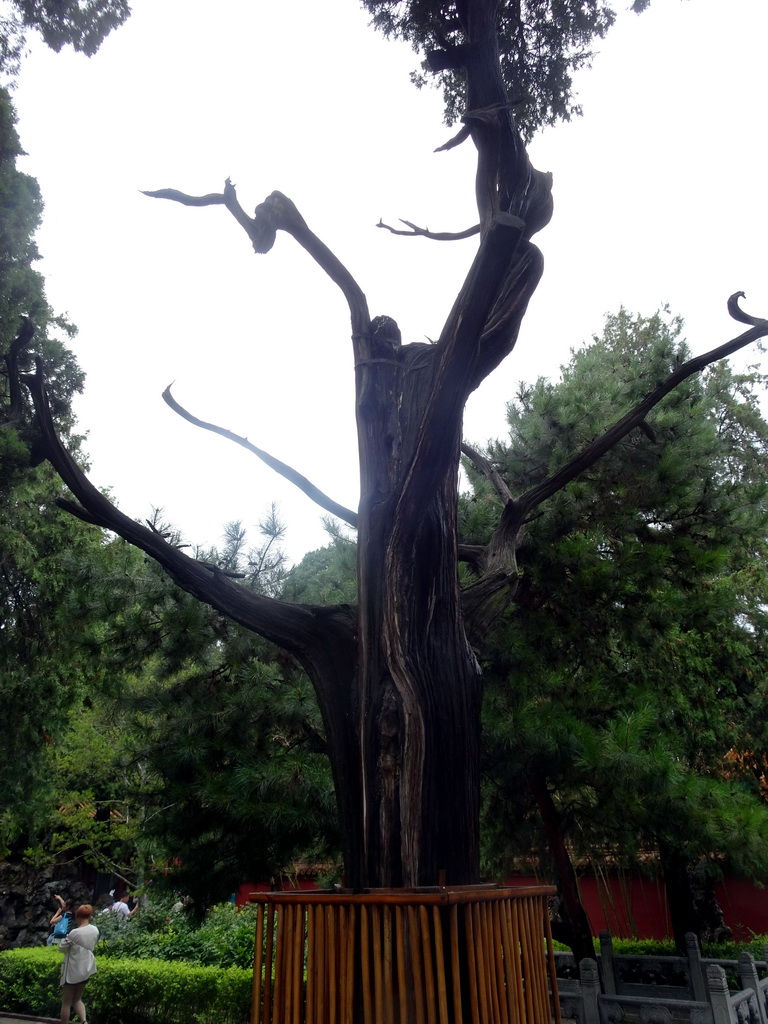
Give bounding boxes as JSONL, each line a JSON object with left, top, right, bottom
{"left": 604, "top": 935, "right": 768, "bottom": 961}
{"left": 554, "top": 933, "right": 768, "bottom": 962}
{"left": 551, "top": 937, "right": 679, "bottom": 956}
{"left": 607, "top": 937, "right": 677, "bottom": 956}
{"left": 0, "top": 946, "right": 60, "bottom": 1016}
{"left": 97, "top": 900, "right": 258, "bottom": 969}
{"left": 0, "top": 946, "right": 251, "bottom": 1024}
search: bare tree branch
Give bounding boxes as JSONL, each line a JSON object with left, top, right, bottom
{"left": 144, "top": 182, "right": 371, "bottom": 340}
{"left": 162, "top": 384, "right": 358, "bottom": 529}
{"left": 377, "top": 218, "right": 480, "bottom": 241}
{"left": 511, "top": 293, "right": 768, "bottom": 526}
{"left": 19, "top": 361, "right": 355, "bottom": 660}
{"left": 728, "top": 290, "right": 762, "bottom": 327}
{"left": 434, "top": 124, "right": 471, "bottom": 152}
{"left": 461, "top": 293, "right": 768, "bottom": 643}
{"left": 457, "top": 543, "right": 486, "bottom": 572}
{"left": 461, "top": 441, "right": 513, "bottom": 504}
{"left": 141, "top": 188, "right": 226, "bottom": 207}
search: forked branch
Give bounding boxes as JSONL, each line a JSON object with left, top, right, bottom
{"left": 460, "top": 441, "right": 512, "bottom": 504}
{"left": 144, "top": 182, "right": 371, "bottom": 338}
{"left": 163, "top": 385, "right": 358, "bottom": 529}
{"left": 17, "top": 360, "right": 353, "bottom": 659}
{"left": 377, "top": 219, "right": 480, "bottom": 241}
{"left": 509, "top": 293, "right": 768, "bottom": 528}
{"left": 462, "top": 293, "right": 768, "bottom": 641}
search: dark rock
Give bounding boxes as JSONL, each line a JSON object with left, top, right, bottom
{"left": 0, "top": 861, "right": 94, "bottom": 949}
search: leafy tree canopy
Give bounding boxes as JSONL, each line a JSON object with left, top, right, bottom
{"left": 362, "top": 0, "right": 622, "bottom": 137}
{"left": 0, "top": 86, "right": 82, "bottom": 472}
{"left": 92, "top": 513, "right": 340, "bottom": 908}
{"left": 469, "top": 309, "right": 768, "bottom": 909}
{"left": 0, "top": 0, "right": 130, "bottom": 79}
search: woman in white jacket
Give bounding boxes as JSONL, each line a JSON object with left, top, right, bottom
{"left": 58, "top": 904, "right": 99, "bottom": 1024}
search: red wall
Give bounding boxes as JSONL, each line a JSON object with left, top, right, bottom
{"left": 237, "top": 874, "right": 768, "bottom": 941}
{"left": 512, "top": 873, "right": 768, "bottom": 942}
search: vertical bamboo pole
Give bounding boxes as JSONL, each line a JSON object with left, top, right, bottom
{"left": 498, "top": 899, "right": 518, "bottom": 1023}
{"left": 382, "top": 904, "right": 394, "bottom": 1024}
{"left": 317, "top": 904, "right": 328, "bottom": 1024}
{"left": 396, "top": 904, "right": 408, "bottom": 1024}
{"left": 419, "top": 904, "right": 437, "bottom": 1024}
{"left": 518, "top": 899, "right": 537, "bottom": 1024}
{"left": 292, "top": 902, "right": 303, "bottom": 1024}
{"left": 293, "top": 904, "right": 305, "bottom": 1024}
{"left": 432, "top": 905, "right": 449, "bottom": 1024}
{"left": 508, "top": 898, "right": 526, "bottom": 1023}
{"left": 343, "top": 904, "right": 355, "bottom": 1024}
{"left": 471, "top": 903, "right": 490, "bottom": 1024}
{"left": 306, "top": 904, "right": 316, "bottom": 1024}
{"left": 528, "top": 898, "right": 550, "bottom": 1023}
{"left": 283, "top": 904, "right": 294, "bottom": 1024}
{"left": 407, "top": 903, "right": 427, "bottom": 1024}
{"left": 361, "top": 904, "right": 373, "bottom": 1024}
{"left": 480, "top": 899, "right": 500, "bottom": 1024}
{"left": 328, "top": 902, "right": 338, "bottom": 1024}
{"left": 281, "top": 903, "right": 294, "bottom": 1024}
{"left": 464, "top": 904, "right": 480, "bottom": 1024}
{"left": 491, "top": 901, "right": 510, "bottom": 1024}
{"left": 450, "top": 904, "right": 464, "bottom": 1024}
{"left": 520, "top": 900, "right": 539, "bottom": 1022}
{"left": 252, "top": 902, "right": 265, "bottom": 1024}
{"left": 273, "top": 906, "right": 286, "bottom": 1024}
{"left": 263, "top": 905, "right": 275, "bottom": 1024}
{"left": 372, "top": 904, "right": 383, "bottom": 1020}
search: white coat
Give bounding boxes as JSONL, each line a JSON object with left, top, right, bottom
{"left": 59, "top": 923, "right": 99, "bottom": 985}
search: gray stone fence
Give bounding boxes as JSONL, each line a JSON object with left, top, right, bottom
{"left": 555, "top": 930, "right": 768, "bottom": 1024}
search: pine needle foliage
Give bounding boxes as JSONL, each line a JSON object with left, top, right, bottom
{"left": 362, "top": 0, "right": 620, "bottom": 137}
{"left": 96, "top": 513, "right": 340, "bottom": 910}
{"left": 472, "top": 309, "right": 768, "bottom": 891}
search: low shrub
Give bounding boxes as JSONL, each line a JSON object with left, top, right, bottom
{"left": 553, "top": 933, "right": 768, "bottom": 961}
{"left": 0, "top": 946, "right": 60, "bottom": 1016}
{"left": 0, "top": 946, "right": 251, "bottom": 1024}
{"left": 97, "top": 899, "right": 258, "bottom": 969}
{"left": 607, "top": 938, "right": 677, "bottom": 956}
{"left": 606, "top": 935, "right": 768, "bottom": 961}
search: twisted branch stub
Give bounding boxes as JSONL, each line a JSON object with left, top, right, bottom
{"left": 728, "top": 291, "right": 765, "bottom": 327}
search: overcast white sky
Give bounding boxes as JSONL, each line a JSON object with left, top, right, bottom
{"left": 11, "top": 0, "right": 768, "bottom": 562}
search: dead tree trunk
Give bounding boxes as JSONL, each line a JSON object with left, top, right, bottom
{"left": 13, "top": 0, "right": 768, "bottom": 896}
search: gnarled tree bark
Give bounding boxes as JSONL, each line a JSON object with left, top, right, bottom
{"left": 13, "top": 0, "right": 768, "bottom": 897}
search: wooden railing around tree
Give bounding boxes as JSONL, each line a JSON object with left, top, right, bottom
{"left": 250, "top": 884, "right": 560, "bottom": 1024}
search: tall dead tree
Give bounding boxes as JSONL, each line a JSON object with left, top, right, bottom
{"left": 14, "top": 0, "right": 768, "bottom": 893}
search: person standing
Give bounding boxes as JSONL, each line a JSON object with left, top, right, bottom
{"left": 110, "top": 896, "right": 130, "bottom": 918}
{"left": 102, "top": 890, "right": 130, "bottom": 919}
{"left": 58, "top": 904, "right": 99, "bottom": 1024}
{"left": 47, "top": 895, "right": 73, "bottom": 945}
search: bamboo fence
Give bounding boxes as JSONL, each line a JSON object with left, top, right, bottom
{"left": 250, "top": 884, "right": 560, "bottom": 1024}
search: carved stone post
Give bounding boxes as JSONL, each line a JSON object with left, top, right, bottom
{"left": 706, "top": 964, "right": 737, "bottom": 1024}
{"left": 599, "top": 930, "right": 616, "bottom": 995}
{"left": 737, "top": 952, "right": 766, "bottom": 1024}
{"left": 579, "top": 958, "right": 601, "bottom": 1024}
{"left": 685, "top": 931, "right": 706, "bottom": 1002}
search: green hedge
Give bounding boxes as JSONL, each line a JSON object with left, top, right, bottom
{"left": 97, "top": 901, "right": 258, "bottom": 969}
{"left": 553, "top": 935, "right": 768, "bottom": 960}
{"left": 0, "top": 946, "right": 251, "bottom": 1024}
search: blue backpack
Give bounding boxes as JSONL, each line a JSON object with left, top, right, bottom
{"left": 53, "top": 912, "right": 72, "bottom": 937}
